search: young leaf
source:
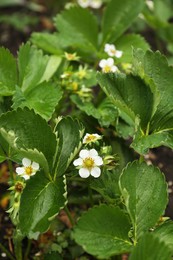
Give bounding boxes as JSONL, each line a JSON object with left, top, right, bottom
{"left": 97, "top": 72, "right": 154, "bottom": 129}
{"left": 73, "top": 205, "right": 132, "bottom": 259}
{"left": 102, "top": 0, "right": 145, "bottom": 43}
{"left": 0, "top": 47, "right": 17, "bottom": 96}
{"left": 53, "top": 117, "right": 84, "bottom": 177}
{"left": 54, "top": 6, "right": 98, "bottom": 51}
{"left": 129, "top": 233, "right": 172, "bottom": 260}
{"left": 31, "top": 32, "right": 63, "bottom": 55}
{"left": 0, "top": 108, "right": 56, "bottom": 173}
{"left": 12, "top": 82, "right": 62, "bottom": 121}
{"left": 17, "top": 43, "right": 49, "bottom": 92}
{"left": 19, "top": 172, "right": 66, "bottom": 236}
{"left": 119, "top": 161, "right": 168, "bottom": 241}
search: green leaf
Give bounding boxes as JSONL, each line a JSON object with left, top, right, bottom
{"left": 133, "top": 49, "right": 173, "bottom": 132}
{"left": 116, "top": 119, "right": 135, "bottom": 139}
{"left": 31, "top": 32, "right": 63, "bottom": 55}
{"left": 97, "top": 72, "right": 154, "bottom": 129}
{"left": 0, "top": 47, "right": 17, "bottom": 96}
{"left": 91, "top": 169, "right": 121, "bottom": 203}
{"left": 54, "top": 6, "right": 98, "bottom": 51}
{"left": 73, "top": 205, "right": 132, "bottom": 259}
{"left": 0, "top": 108, "right": 56, "bottom": 173}
{"left": 102, "top": 0, "right": 144, "bottom": 43}
{"left": 17, "top": 43, "right": 49, "bottom": 92}
{"left": 154, "top": 221, "right": 173, "bottom": 251}
{"left": 119, "top": 161, "right": 168, "bottom": 241}
{"left": 131, "top": 128, "right": 173, "bottom": 154}
{"left": 19, "top": 173, "right": 66, "bottom": 236}
{"left": 40, "top": 55, "right": 62, "bottom": 82}
{"left": 44, "top": 252, "right": 63, "bottom": 260}
{"left": 0, "top": 0, "right": 22, "bottom": 6}
{"left": 71, "top": 95, "right": 118, "bottom": 127}
{"left": 115, "top": 34, "right": 150, "bottom": 63}
{"left": 129, "top": 233, "right": 172, "bottom": 260}
{"left": 13, "top": 82, "right": 62, "bottom": 121}
{"left": 53, "top": 117, "right": 84, "bottom": 177}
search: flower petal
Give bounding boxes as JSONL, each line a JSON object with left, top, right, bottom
{"left": 22, "top": 158, "right": 31, "bottom": 167}
{"left": 89, "top": 149, "right": 98, "bottom": 157}
{"left": 107, "top": 58, "right": 114, "bottom": 66}
{"left": 111, "top": 65, "right": 118, "bottom": 72}
{"left": 79, "top": 168, "right": 90, "bottom": 178}
{"left": 104, "top": 43, "right": 110, "bottom": 52}
{"left": 90, "top": 0, "right": 102, "bottom": 8}
{"left": 94, "top": 156, "right": 103, "bottom": 166}
{"left": 99, "top": 59, "right": 106, "bottom": 68}
{"left": 91, "top": 167, "right": 101, "bottom": 178}
{"left": 115, "top": 50, "right": 123, "bottom": 58}
{"left": 32, "top": 162, "right": 39, "bottom": 171}
{"left": 31, "top": 172, "right": 36, "bottom": 176}
{"left": 22, "top": 174, "right": 30, "bottom": 180}
{"left": 16, "top": 167, "right": 25, "bottom": 175}
{"left": 73, "top": 158, "right": 83, "bottom": 166}
{"left": 79, "top": 149, "right": 89, "bottom": 158}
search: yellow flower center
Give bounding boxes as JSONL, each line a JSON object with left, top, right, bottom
{"left": 103, "top": 65, "right": 111, "bottom": 73}
{"left": 25, "top": 166, "right": 33, "bottom": 176}
{"left": 83, "top": 157, "right": 95, "bottom": 169}
{"left": 110, "top": 49, "right": 116, "bottom": 55}
{"left": 86, "top": 135, "right": 96, "bottom": 143}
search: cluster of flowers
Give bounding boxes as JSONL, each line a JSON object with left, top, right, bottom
{"left": 15, "top": 134, "right": 103, "bottom": 180}
{"left": 77, "top": 0, "right": 102, "bottom": 9}
{"left": 99, "top": 44, "right": 123, "bottom": 73}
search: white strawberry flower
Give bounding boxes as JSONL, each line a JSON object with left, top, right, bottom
{"left": 16, "top": 158, "right": 39, "bottom": 180}
{"left": 104, "top": 43, "right": 123, "bottom": 58}
{"left": 89, "top": 0, "right": 102, "bottom": 9}
{"left": 99, "top": 58, "right": 118, "bottom": 73}
{"left": 83, "top": 133, "right": 102, "bottom": 144}
{"left": 77, "top": 0, "right": 102, "bottom": 8}
{"left": 77, "top": 0, "right": 90, "bottom": 8}
{"left": 73, "top": 149, "right": 103, "bottom": 178}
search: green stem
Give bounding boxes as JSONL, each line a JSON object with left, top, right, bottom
{"left": 7, "top": 159, "right": 14, "bottom": 182}
{"left": 139, "top": 155, "right": 144, "bottom": 163}
{"left": 13, "top": 237, "right": 22, "bottom": 260}
{"left": 88, "top": 178, "right": 94, "bottom": 207}
{"left": 0, "top": 243, "right": 15, "bottom": 260}
{"left": 24, "top": 239, "right": 32, "bottom": 260}
{"left": 64, "top": 206, "right": 75, "bottom": 226}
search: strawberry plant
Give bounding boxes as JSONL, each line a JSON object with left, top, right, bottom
{"left": 0, "top": 0, "right": 173, "bottom": 259}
